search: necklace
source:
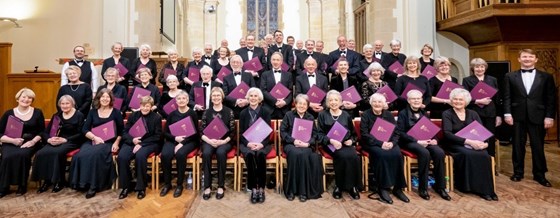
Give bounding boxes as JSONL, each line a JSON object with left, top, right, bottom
{"left": 15, "top": 107, "right": 31, "bottom": 116}
{"left": 330, "top": 110, "right": 341, "bottom": 121}
{"left": 70, "top": 84, "right": 81, "bottom": 91}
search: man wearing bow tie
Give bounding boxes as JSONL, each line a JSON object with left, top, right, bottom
{"left": 259, "top": 52, "right": 293, "bottom": 119}
{"left": 203, "top": 43, "right": 214, "bottom": 65}
{"left": 61, "top": 45, "right": 99, "bottom": 95}
{"left": 295, "top": 58, "right": 328, "bottom": 116}
{"left": 222, "top": 55, "right": 257, "bottom": 118}
{"left": 295, "top": 39, "right": 327, "bottom": 76}
{"left": 373, "top": 40, "right": 387, "bottom": 63}
{"left": 235, "top": 35, "right": 266, "bottom": 84}
{"left": 503, "top": 49, "right": 556, "bottom": 187}
{"left": 328, "top": 36, "right": 361, "bottom": 79}
{"left": 267, "top": 30, "right": 294, "bottom": 72}
{"left": 189, "top": 66, "right": 222, "bottom": 117}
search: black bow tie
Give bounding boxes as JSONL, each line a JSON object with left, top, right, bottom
{"left": 521, "top": 69, "right": 534, "bottom": 73}
{"left": 274, "top": 70, "right": 281, "bottom": 73}
{"left": 204, "top": 56, "right": 211, "bottom": 59}
{"left": 307, "top": 53, "right": 313, "bottom": 56}
{"left": 247, "top": 48, "right": 254, "bottom": 52}
{"left": 375, "top": 52, "right": 381, "bottom": 55}
{"left": 203, "top": 82, "right": 209, "bottom": 87}
{"left": 340, "top": 50, "right": 346, "bottom": 54}
{"left": 234, "top": 72, "right": 241, "bottom": 76}
{"left": 76, "top": 60, "right": 84, "bottom": 63}
{"left": 307, "top": 74, "right": 315, "bottom": 77}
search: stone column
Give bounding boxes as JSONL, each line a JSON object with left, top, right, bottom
{"left": 185, "top": 0, "right": 206, "bottom": 54}
{"left": 306, "top": 0, "right": 323, "bottom": 41}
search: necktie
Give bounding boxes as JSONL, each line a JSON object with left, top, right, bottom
{"left": 521, "top": 69, "right": 534, "bottom": 73}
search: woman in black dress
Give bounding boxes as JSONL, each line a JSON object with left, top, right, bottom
{"left": 182, "top": 47, "right": 208, "bottom": 91}
{"left": 239, "top": 88, "right": 272, "bottom": 204}
{"left": 117, "top": 96, "right": 162, "bottom": 200}
{"left": 101, "top": 42, "right": 130, "bottom": 87}
{"left": 357, "top": 44, "right": 375, "bottom": 83}
{"left": 158, "top": 75, "right": 182, "bottom": 118}
{"left": 129, "top": 68, "right": 161, "bottom": 111}
{"left": 160, "top": 91, "right": 199, "bottom": 198}
{"left": 158, "top": 48, "right": 185, "bottom": 92}
{"left": 97, "top": 67, "right": 128, "bottom": 113}
{"left": 130, "top": 44, "right": 158, "bottom": 86}
{"left": 462, "top": 58, "right": 502, "bottom": 157}
{"left": 442, "top": 88, "right": 497, "bottom": 201}
{"left": 0, "top": 88, "right": 45, "bottom": 197}
{"left": 419, "top": 44, "right": 435, "bottom": 72}
{"left": 281, "top": 94, "right": 323, "bottom": 202}
{"left": 200, "top": 87, "right": 235, "bottom": 200}
{"left": 69, "top": 89, "right": 124, "bottom": 199}
{"left": 56, "top": 65, "right": 93, "bottom": 115}
{"left": 210, "top": 47, "right": 231, "bottom": 81}
{"left": 394, "top": 56, "right": 431, "bottom": 111}
{"left": 317, "top": 90, "right": 361, "bottom": 200}
{"left": 33, "top": 95, "right": 85, "bottom": 193}
{"left": 428, "top": 56, "right": 459, "bottom": 119}
{"left": 330, "top": 60, "right": 359, "bottom": 117}
{"left": 360, "top": 93, "right": 408, "bottom": 204}
{"left": 361, "top": 62, "right": 389, "bottom": 112}
{"left": 396, "top": 90, "right": 450, "bottom": 201}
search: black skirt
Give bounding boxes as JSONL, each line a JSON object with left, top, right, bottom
{"left": 68, "top": 142, "right": 115, "bottom": 191}
{"left": 32, "top": 143, "right": 79, "bottom": 183}
{"left": 283, "top": 144, "right": 323, "bottom": 199}
{"left": 0, "top": 144, "right": 37, "bottom": 189}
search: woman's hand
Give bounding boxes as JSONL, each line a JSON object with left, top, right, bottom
{"left": 330, "top": 139, "right": 342, "bottom": 150}
{"left": 111, "top": 143, "right": 119, "bottom": 153}
{"left": 132, "top": 144, "right": 142, "bottom": 154}
{"left": 175, "top": 143, "right": 184, "bottom": 154}
{"left": 92, "top": 136, "right": 105, "bottom": 145}
{"left": 381, "top": 142, "right": 393, "bottom": 150}
{"left": 175, "top": 136, "right": 185, "bottom": 143}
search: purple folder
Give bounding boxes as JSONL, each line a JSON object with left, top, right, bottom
{"left": 194, "top": 87, "right": 205, "bottom": 107}
{"left": 242, "top": 118, "right": 273, "bottom": 143}
{"left": 369, "top": 118, "right": 395, "bottom": 142}
{"left": 389, "top": 61, "right": 405, "bottom": 75}
{"left": 49, "top": 115, "right": 61, "bottom": 137}
{"left": 217, "top": 67, "right": 232, "bottom": 81}
{"left": 400, "top": 83, "right": 425, "bottom": 99}
{"left": 91, "top": 121, "right": 116, "bottom": 141}
{"left": 203, "top": 117, "right": 228, "bottom": 140}
{"left": 375, "top": 85, "right": 398, "bottom": 103}
{"left": 270, "top": 82, "right": 291, "bottom": 99}
{"left": 128, "top": 87, "right": 151, "bottom": 109}
{"left": 341, "top": 86, "right": 361, "bottom": 104}
{"left": 307, "top": 85, "right": 326, "bottom": 104}
{"left": 362, "top": 68, "right": 370, "bottom": 78}
{"left": 163, "top": 98, "right": 178, "bottom": 115}
{"left": 113, "top": 97, "right": 124, "bottom": 110}
{"left": 281, "top": 62, "right": 289, "bottom": 72}
{"left": 406, "top": 117, "right": 441, "bottom": 141}
{"left": 129, "top": 118, "right": 147, "bottom": 138}
{"left": 435, "top": 80, "right": 462, "bottom": 99}
{"left": 321, "top": 62, "right": 328, "bottom": 72}
{"left": 163, "top": 68, "right": 176, "bottom": 81}
{"left": 291, "top": 118, "right": 313, "bottom": 142}
{"left": 227, "top": 81, "right": 250, "bottom": 99}
{"left": 5, "top": 115, "right": 23, "bottom": 138}
{"left": 327, "top": 121, "right": 348, "bottom": 152}
{"left": 169, "top": 116, "right": 196, "bottom": 138}
{"left": 188, "top": 67, "right": 201, "bottom": 82}
{"left": 115, "top": 63, "right": 128, "bottom": 77}
{"left": 330, "top": 59, "right": 341, "bottom": 71}
{"left": 455, "top": 120, "right": 493, "bottom": 142}
{"left": 243, "top": 57, "right": 263, "bottom": 72}
{"left": 470, "top": 81, "right": 497, "bottom": 100}
{"left": 421, "top": 65, "right": 436, "bottom": 80}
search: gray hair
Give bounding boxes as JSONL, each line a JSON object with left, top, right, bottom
{"left": 449, "top": 88, "right": 472, "bottom": 104}
{"left": 326, "top": 90, "right": 342, "bottom": 102}
{"left": 140, "top": 44, "right": 152, "bottom": 54}
{"left": 470, "top": 58, "right": 488, "bottom": 74}
{"left": 58, "top": 94, "right": 76, "bottom": 107}
{"left": 406, "top": 89, "right": 423, "bottom": 99}
{"left": 200, "top": 65, "right": 213, "bottom": 75}
{"left": 245, "top": 87, "right": 264, "bottom": 102}
{"left": 362, "top": 43, "right": 373, "bottom": 51}
{"left": 176, "top": 90, "right": 189, "bottom": 99}
{"left": 167, "top": 48, "right": 178, "bottom": 55}
{"left": 165, "top": 74, "right": 179, "bottom": 83}
{"left": 366, "top": 62, "right": 385, "bottom": 76}
{"left": 369, "top": 93, "right": 387, "bottom": 105}
{"left": 294, "top": 94, "right": 310, "bottom": 105}
{"left": 434, "top": 56, "right": 451, "bottom": 70}
{"left": 390, "top": 39, "right": 401, "bottom": 47}
{"left": 192, "top": 47, "right": 202, "bottom": 54}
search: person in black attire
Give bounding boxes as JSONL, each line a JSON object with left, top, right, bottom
{"left": 295, "top": 40, "right": 327, "bottom": 76}
{"left": 260, "top": 52, "right": 293, "bottom": 119}
{"left": 380, "top": 39, "right": 407, "bottom": 70}
{"left": 317, "top": 90, "right": 362, "bottom": 200}
{"left": 394, "top": 56, "right": 431, "bottom": 111}
{"left": 130, "top": 44, "right": 158, "bottom": 86}
{"left": 97, "top": 67, "right": 128, "bottom": 113}
{"left": 222, "top": 55, "right": 257, "bottom": 118}
{"left": 158, "top": 75, "right": 182, "bottom": 119}
{"left": 160, "top": 91, "right": 199, "bottom": 198}
{"left": 360, "top": 93, "right": 409, "bottom": 204}
{"left": 33, "top": 95, "right": 85, "bottom": 194}
{"left": 181, "top": 47, "right": 209, "bottom": 92}
{"left": 0, "top": 88, "right": 45, "bottom": 197}
{"left": 397, "top": 90, "right": 450, "bottom": 201}
{"left": 442, "top": 88, "right": 497, "bottom": 201}
{"left": 330, "top": 60, "right": 359, "bottom": 117}
{"left": 56, "top": 65, "right": 92, "bottom": 116}
{"left": 61, "top": 45, "right": 99, "bottom": 95}
{"left": 117, "top": 96, "right": 162, "bottom": 200}
{"left": 210, "top": 47, "right": 231, "bottom": 81}
{"left": 428, "top": 57, "right": 459, "bottom": 119}
{"left": 200, "top": 87, "right": 236, "bottom": 200}
{"left": 295, "top": 58, "right": 329, "bottom": 117}
{"left": 236, "top": 35, "right": 266, "bottom": 85}
{"left": 419, "top": 44, "right": 435, "bottom": 72}
{"left": 158, "top": 48, "right": 185, "bottom": 92}
{"left": 267, "top": 30, "right": 294, "bottom": 71}
{"left": 203, "top": 43, "right": 215, "bottom": 66}
{"left": 101, "top": 42, "right": 130, "bottom": 88}
{"left": 360, "top": 62, "right": 389, "bottom": 112}
{"left": 189, "top": 66, "right": 222, "bottom": 118}
{"left": 357, "top": 44, "right": 376, "bottom": 83}
{"left": 128, "top": 68, "right": 161, "bottom": 112}
{"left": 328, "top": 36, "right": 361, "bottom": 79}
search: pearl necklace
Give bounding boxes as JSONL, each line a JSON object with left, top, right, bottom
{"left": 15, "top": 107, "right": 31, "bottom": 116}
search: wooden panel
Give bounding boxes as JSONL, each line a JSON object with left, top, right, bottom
{"left": 454, "top": 0, "right": 473, "bottom": 14}
{"left": 0, "top": 43, "right": 13, "bottom": 115}
{"left": 5, "top": 73, "right": 61, "bottom": 117}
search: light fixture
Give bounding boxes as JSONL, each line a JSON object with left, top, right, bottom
{"left": 0, "top": 17, "right": 22, "bottom": 28}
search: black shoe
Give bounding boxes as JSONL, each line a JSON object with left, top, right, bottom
{"left": 173, "top": 186, "right": 184, "bottom": 198}
{"left": 490, "top": 193, "right": 499, "bottom": 201}
{"left": 216, "top": 188, "right": 225, "bottom": 200}
{"left": 393, "top": 189, "right": 410, "bottom": 203}
{"left": 160, "top": 185, "right": 171, "bottom": 197}
{"left": 534, "top": 178, "right": 552, "bottom": 187}
{"left": 37, "top": 182, "right": 50, "bottom": 194}
{"left": 137, "top": 190, "right": 146, "bottom": 199}
{"left": 510, "top": 175, "right": 523, "bottom": 182}
{"left": 379, "top": 189, "right": 393, "bottom": 204}
{"left": 16, "top": 186, "right": 27, "bottom": 196}
{"left": 480, "top": 194, "right": 492, "bottom": 201}
{"left": 250, "top": 190, "right": 258, "bottom": 204}
{"left": 119, "top": 188, "right": 129, "bottom": 199}
{"left": 418, "top": 189, "right": 430, "bottom": 200}
{"left": 299, "top": 195, "right": 307, "bottom": 202}
{"left": 332, "top": 187, "right": 342, "bottom": 199}
{"left": 286, "top": 192, "right": 295, "bottom": 201}
{"left": 436, "top": 189, "right": 451, "bottom": 201}
{"left": 202, "top": 188, "right": 211, "bottom": 200}
{"left": 258, "top": 191, "right": 265, "bottom": 203}
{"left": 85, "top": 189, "right": 96, "bottom": 199}
{"left": 349, "top": 187, "right": 360, "bottom": 200}
{"left": 52, "top": 183, "right": 64, "bottom": 193}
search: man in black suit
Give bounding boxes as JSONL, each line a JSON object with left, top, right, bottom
{"left": 295, "top": 40, "right": 327, "bottom": 76}
{"left": 328, "top": 36, "right": 361, "bottom": 79}
{"left": 268, "top": 30, "right": 294, "bottom": 71}
{"left": 235, "top": 35, "right": 266, "bottom": 84}
{"left": 295, "top": 58, "right": 328, "bottom": 116}
{"left": 381, "top": 39, "right": 407, "bottom": 69}
{"left": 189, "top": 65, "right": 222, "bottom": 117}
{"left": 203, "top": 43, "right": 214, "bottom": 65}
{"left": 373, "top": 40, "right": 388, "bottom": 63}
{"left": 260, "top": 52, "right": 293, "bottom": 119}
{"left": 315, "top": 40, "right": 331, "bottom": 73}
{"left": 222, "top": 55, "right": 257, "bottom": 118}
{"left": 503, "top": 49, "right": 556, "bottom": 187}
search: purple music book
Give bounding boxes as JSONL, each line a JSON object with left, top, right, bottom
{"left": 5, "top": 115, "right": 23, "bottom": 138}
{"left": 400, "top": 83, "right": 425, "bottom": 99}
{"left": 217, "top": 66, "right": 232, "bottom": 81}
{"left": 327, "top": 121, "right": 348, "bottom": 152}
{"left": 330, "top": 59, "right": 341, "bottom": 71}
{"left": 188, "top": 67, "right": 201, "bottom": 82}
{"left": 203, "top": 117, "right": 228, "bottom": 140}
{"left": 163, "top": 98, "right": 178, "bottom": 115}
{"left": 321, "top": 62, "right": 328, "bottom": 72}
{"left": 91, "top": 121, "right": 116, "bottom": 141}
{"left": 49, "top": 115, "right": 61, "bottom": 137}
{"left": 307, "top": 85, "right": 326, "bottom": 104}
{"left": 291, "top": 118, "right": 313, "bottom": 142}
{"left": 470, "top": 81, "right": 497, "bottom": 100}
{"left": 455, "top": 120, "right": 493, "bottom": 142}
{"left": 270, "top": 82, "right": 291, "bottom": 99}
{"left": 115, "top": 63, "right": 128, "bottom": 77}
{"left": 163, "top": 68, "right": 176, "bottom": 81}
{"left": 242, "top": 117, "right": 273, "bottom": 143}
{"left": 129, "top": 118, "right": 147, "bottom": 138}
{"left": 227, "top": 81, "right": 250, "bottom": 99}
{"left": 362, "top": 68, "right": 370, "bottom": 78}
{"left": 375, "top": 85, "right": 398, "bottom": 103}
{"left": 194, "top": 87, "right": 205, "bottom": 107}
{"left": 128, "top": 87, "right": 151, "bottom": 109}
{"left": 369, "top": 118, "right": 395, "bottom": 142}
{"left": 435, "top": 80, "right": 462, "bottom": 99}
{"left": 406, "top": 117, "right": 441, "bottom": 141}
{"left": 113, "top": 97, "right": 124, "bottom": 110}
{"left": 421, "top": 65, "right": 436, "bottom": 80}
{"left": 281, "top": 62, "right": 289, "bottom": 72}
{"left": 389, "top": 61, "right": 405, "bottom": 75}
{"left": 341, "top": 86, "right": 361, "bottom": 104}
{"left": 243, "top": 57, "right": 263, "bottom": 72}
{"left": 169, "top": 116, "right": 196, "bottom": 138}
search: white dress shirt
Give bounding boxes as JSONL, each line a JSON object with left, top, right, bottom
{"left": 521, "top": 69, "right": 536, "bottom": 94}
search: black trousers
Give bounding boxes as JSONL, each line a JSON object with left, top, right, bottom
{"left": 117, "top": 144, "right": 158, "bottom": 191}
{"left": 512, "top": 120, "right": 548, "bottom": 179}
{"left": 401, "top": 142, "right": 446, "bottom": 190}
{"left": 480, "top": 116, "right": 497, "bottom": 157}
{"left": 364, "top": 145, "right": 406, "bottom": 190}
{"left": 242, "top": 150, "right": 267, "bottom": 189}
{"left": 160, "top": 141, "right": 196, "bottom": 187}
{"left": 201, "top": 142, "right": 232, "bottom": 189}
